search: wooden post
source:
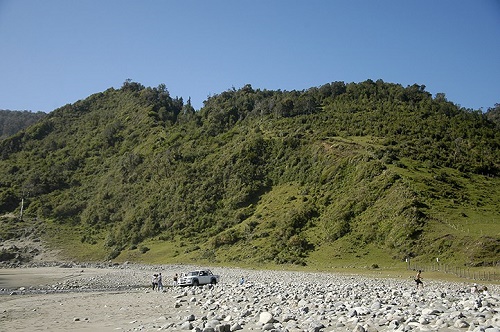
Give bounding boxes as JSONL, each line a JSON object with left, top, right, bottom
{"left": 19, "top": 198, "right": 24, "bottom": 221}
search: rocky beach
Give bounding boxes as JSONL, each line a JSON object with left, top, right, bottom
{"left": 0, "top": 262, "right": 499, "bottom": 332}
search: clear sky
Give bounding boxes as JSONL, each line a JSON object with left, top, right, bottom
{"left": 1, "top": 0, "right": 499, "bottom": 112}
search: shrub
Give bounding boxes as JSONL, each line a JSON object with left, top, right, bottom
{"left": 107, "top": 248, "right": 121, "bottom": 260}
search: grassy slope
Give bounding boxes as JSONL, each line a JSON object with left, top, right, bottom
{"left": 391, "top": 158, "right": 500, "bottom": 266}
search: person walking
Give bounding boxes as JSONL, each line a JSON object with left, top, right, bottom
{"left": 414, "top": 270, "right": 423, "bottom": 289}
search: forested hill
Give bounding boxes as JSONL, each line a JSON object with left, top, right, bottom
{"left": 0, "top": 80, "right": 499, "bottom": 267}
{"left": 0, "top": 109, "right": 46, "bottom": 140}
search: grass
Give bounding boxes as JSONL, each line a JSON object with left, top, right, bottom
{"left": 42, "top": 222, "right": 108, "bottom": 262}
{"left": 385, "top": 158, "right": 500, "bottom": 266}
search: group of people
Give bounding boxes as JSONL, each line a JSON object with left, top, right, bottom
{"left": 152, "top": 273, "right": 180, "bottom": 290}
{"left": 471, "top": 283, "right": 489, "bottom": 295}
{"left": 151, "top": 273, "right": 163, "bottom": 291}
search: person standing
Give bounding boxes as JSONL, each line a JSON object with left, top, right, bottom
{"left": 173, "top": 273, "right": 178, "bottom": 286}
{"left": 152, "top": 274, "right": 158, "bottom": 290}
{"left": 471, "top": 283, "right": 478, "bottom": 293}
{"left": 157, "top": 273, "right": 163, "bottom": 291}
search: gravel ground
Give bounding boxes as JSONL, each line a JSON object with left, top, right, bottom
{"left": 1, "top": 262, "right": 499, "bottom": 331}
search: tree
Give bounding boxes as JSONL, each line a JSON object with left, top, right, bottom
{"left": 485, "top": 103, "right": 500, "bottom": 127}
{"left": 435, "top": 92, "right": 447, "bottom": 102}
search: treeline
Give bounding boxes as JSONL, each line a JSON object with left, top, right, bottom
{"left": 0, "top": 109, "right": 47, "bottom": 140}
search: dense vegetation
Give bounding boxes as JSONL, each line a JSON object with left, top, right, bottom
{"left": 0, "top": 79, "right": 498, "bottom": 267}
{"left": 0, "top": 110, "right": 46, "bottom": 140}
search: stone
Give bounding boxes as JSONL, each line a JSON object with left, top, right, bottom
{"left": 230, "top": 322, "right": 242, "bottom": 331}
{"left": 179, "top": 321, "right": 192, "bottom": 330}
{"left": 307, "top": 320, "right": 324, "bottom": 332}
{"left": 352, "top": 324, "right": 366, "bottom": 332}
{"left": 215, "top": 324, "right": 230, "bottom": 332}
{"left": 205, "top": 319, "right": 221, "bottom": 328}
{"left": 262, "top": 323, "right": 275, "bottom": 330}
{"left": 454, "top": 319, "right": 470, "bottom": 328}
{"left": 259, "top": 312, "right": 274, "bottom": 324}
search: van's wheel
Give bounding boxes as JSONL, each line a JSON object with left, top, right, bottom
{"left": 192, "top": 279, "right": 199, "bottom": 286}
{"left": 211, "top": 278, "right": 217, "bottom": 285}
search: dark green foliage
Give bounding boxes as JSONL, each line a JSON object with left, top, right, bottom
{"left": 107, "top": 248, "right": 122, "bottom": 260}
{"left": 0, "top": 110, "right": 47, "bottom": 140}
{"left": 486, "top": 103, "right": 500, "bottom": 128}
{"left": 0, "top": 188, "right": 18, "bottom": 212}
{"left": 0, "top": 80, "right": 498, "bottom": 266}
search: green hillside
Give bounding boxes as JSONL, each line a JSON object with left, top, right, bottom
{"left": 0, "top": 79, "right": 499, "bottom": 268}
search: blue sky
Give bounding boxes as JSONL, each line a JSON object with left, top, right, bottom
{"left": 0, "top": 0, "right": 499, "bottom": 112}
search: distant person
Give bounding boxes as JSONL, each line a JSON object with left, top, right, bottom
{"left": 173, "top": 273, "right": 178, "bottom": 286}
{"left": 152, "top": 274, "right": 158, "bottom": 290}
{"left": 239, "top": 276, "right": 245, "bottom": 285}
{"left": 414, "top": 270, "right": 423, "bottom": 289}
{"left": 157, "top": 273, "right": 163, "bottom": 291}
{"left": 471, "top": 283, "right": 478, "bottom": 293}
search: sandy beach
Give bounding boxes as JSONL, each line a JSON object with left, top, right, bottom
{"left": 1, "top": 264, "right": 499, "bottom": 332}
{"left": 1, "top": 288, "right": 189, "bottom": 332}
{"left": 0, "top": 264, "right": 183, "bottom": 332}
